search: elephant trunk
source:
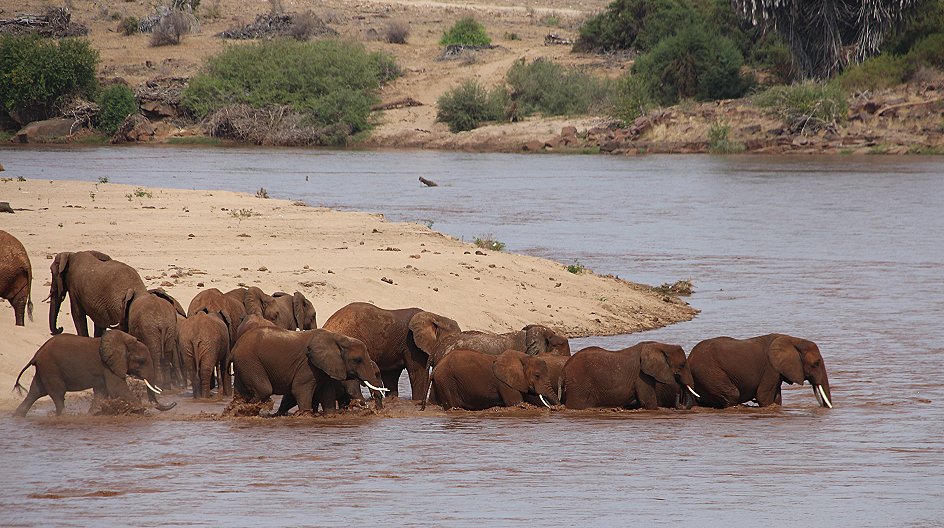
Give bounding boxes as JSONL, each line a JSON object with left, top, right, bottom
{"left": 144, "top": 381, "right": 177, "bottom": 412}
{"left": 810, "top": 370, "right": 832, "bottom": 408}
{"left": 49, "top": 292, "right": 64, "bottom": 335}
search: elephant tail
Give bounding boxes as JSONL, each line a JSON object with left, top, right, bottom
{"left": 13, "top": 357, "right": 36, "bottom": 395}
{"left": 27, "top": 290, "right": 33, "bottom": 323}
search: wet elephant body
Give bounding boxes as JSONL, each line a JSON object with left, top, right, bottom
{"left": 0, "top": 229, "right": 33, "bottom": 326}
{"left": 431, "top": 349, "right": 560, "bottom": 411}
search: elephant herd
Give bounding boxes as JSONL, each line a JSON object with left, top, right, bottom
{"left": 2, "top": 233, "right": 833, "bottom": 418}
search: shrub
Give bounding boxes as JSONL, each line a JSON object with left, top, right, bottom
{"left": 287, "top": 10, "right": 321, "bottom": 40}
{"left": 505, "top": 58, "right": 614, "bottom": 116}
{"left": 96, "top": 84, "right": 138, "bottom": 135}
{"left": 750, "top": 34, "right": 798, "bottom": 85}
{"left": 371, "top": 51, "right": 402, "bottom": 85}
{"left": 632, "top": 26, "right": 751, "bottom": 106}
{"left": 884, "top": 0, "right": 944, "bottom": 54}
{"left": 119, "top": 16, "right": 140, "bottom": 36}
{"left": 707, "top": 121, "right": 745, "bottom": 153}
{"left": 150, "top": 10, "right": 191, "bottom": 46}
{"left": 907, "top": 33, "right": 944, "bottom": 69}
{"left": 0, "top": 35, "right": 99, "bottom": 120}
{"left": 574, "top": 0, "right": 697, "bottom": 53}
{"left": 753, "top": 81, "right": 848, "bottom": 133}
{"left": 385, "top": 20, "right": 410, "bottom": 44}
{"left": 436, "top": 80, "right": 505, "bottom": 132}
{"left": 610, "top": 73, "right": 655, "bottom": 124}
{"left": 473, "top": 234, "right": 505, "bottom": 252}
{"left": 440, "top": 16, "right": 491, "bottom": 47}
{"left": 182, "top": 39, "right": 394, "bottom": 142}
{"left": 836, "top": 54, "right": 913, "bottom": 92}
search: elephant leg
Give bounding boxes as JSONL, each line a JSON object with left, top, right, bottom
{"left": 316, "top": 383, "right": 339, "bottom": 415}
{"left": 404, "top": 347, "right": 429, "bottom": 401}
{"left": 291, "top": 384, "right": 316, "bottom": 414}
{"left": 70, "top": 297, "right": 90, "bottom": 337}
{"left": 636, "top": 382, "right": 660, "bottom": 410}
{"left": 14, "top": 380, "right": 47, "bottom": 417}
{"left": 275, "top": 394, "right": 297, "bottom": 416}
{"left": 219, "top": 357, "right": 232, "bottom": 397}
{"left": 12, "top": 294, "right": 27, "bottom": 326}
{"left": 497, "top": 384, "right": 524, "bottom": 408}
{"left": 380, "top": 369, "right": 402, "bottom": 399}
{"left": 191, "top": 366, "right": 201, "bottom": 398}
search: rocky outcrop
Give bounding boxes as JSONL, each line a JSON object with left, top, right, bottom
{"left": 14, "top": 119, "right": 77, "bottom": 143}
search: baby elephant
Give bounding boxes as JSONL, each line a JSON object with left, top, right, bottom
{"left": 13, "top": 330, "right": 176, "bottom": 417}
{"left": 177, "top": 310, "right": 231, "bottom": 398}
{"left": 431, "top": 349, "right": 560, "bottom": 411}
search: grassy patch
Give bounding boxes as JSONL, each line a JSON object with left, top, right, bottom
{"left": 565, "top": 260, "right": 586, "bottom": 274}
{"left": 753, "top": 81, "right": 848, "bottom": 133}
{"left": 654, "top": 279, "right": 693, "bottom": 296}
{"left": 708, "top": 121, "right": 745, "bottom": 154}
{"left": 473, "top": 234, "right": 505, "bottom": 252}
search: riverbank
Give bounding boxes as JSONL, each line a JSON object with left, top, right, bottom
{"left": 0, "top": 178, "right": 696, "bottom": 408}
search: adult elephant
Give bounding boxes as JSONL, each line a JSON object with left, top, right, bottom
{"left": 227, "top": 287, "right": 316, "bottom": 331}
{"left": 120, "top": 288, "right": 187, "bottom": 387}
{"left": 420, "top": 325, "right": 571, "bottom": 409}
{"left": 431, "top": 349, "right": 560, "bottom": 411}
{"left": 177, "top": 310, "right": 231, "bottom": 398}
{"left": 688, "top": 334, "right": 833, "bottom": 409}
{"left": 49, "top": 250, "right": 147, "bottom": 337}
{"left": 232, "top": 326, "right": 387, "bottom": 415}
{"left": 13, "top": 329, "right": 176, "bottom": 416}
{"left": 0, "top": 230, "right": 33, "bottom": 326}
{"left": 560, "top": 341, "right": 697, "bottom": 410}
{"left": 321, "top": 302, "right": 461, "bottom": 399}
{"left": 188, "top": 288, "right": 246, "bottom": 346}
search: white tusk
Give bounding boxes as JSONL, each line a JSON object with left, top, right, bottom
{"left": 362, "top": 380, "right": 390, "bottom": 393}
{"left": 144, "top": 379, "right": 163, "bottom": 394}
{"left": 817, "top": 385, "right": 832, "bottom": 408}
{"left": 687, "top": 385, "right": 701, "bottom": 399}
{"left": 539, "top": 394, "right": 551, "bottom": 408}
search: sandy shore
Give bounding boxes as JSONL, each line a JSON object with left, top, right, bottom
{"left": 0, "top": 178, "right": 695, "bottom": 409}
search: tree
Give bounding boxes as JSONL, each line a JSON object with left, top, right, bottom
{"left": 733, "top": 0, "right": 924, "bottom": 78}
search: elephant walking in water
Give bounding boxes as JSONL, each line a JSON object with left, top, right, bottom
{"left": 688, "top": 334, "right": 833, "bottom": 409}
{"left": 431, "top": 349, "right": 560, "bottom": 411}
{"left": 0, "top": 229, "right": 33, "bottom": 326}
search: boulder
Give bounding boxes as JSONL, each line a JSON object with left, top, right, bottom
{"left": 523, "top": 140, "right": 545, "bottom": 152}
{"left": 14, "top": 119, "right": 76, "bottom": 143}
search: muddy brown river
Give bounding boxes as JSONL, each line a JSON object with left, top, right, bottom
{"left": 1, "top": 148, "right": 942, "bottom": 526}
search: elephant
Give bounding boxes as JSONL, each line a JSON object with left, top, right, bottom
{"left": 420, "top": 324, "right": 571, "bottom": 409}
{"left": 0, "top": 229, "right": 33, "bottom": 326}
{"left": 13, "top": 329, "right": 176, "bottom": 416}
{"left": 235, "top": 313, "right": 277, "bottom": 342}
{"left": 226, "top": 287, "right": 317, "bottom": 331}
{"left": 560, "top": 341, "right": 697, "bottom": 410}
{"left": 688, "top": 334, "right": 833, "bottom": 409}
{"left": 321, "top": 302, "right": 461, "bottom": 400}
{"left": 188, "top": 288, "right": 247, "bottom": 346}
{"left": 49, "top": 250, "right": 149, "bottom": 337}
{"left": 430, "top": 349, "right": 561, "bottom": 411}
{"left": 120, "top": 288, "right": 187, "bottom": 387}
{"left": 177, "top": 310, "right": 231, "bottom": 398}
{"left": 232, "top": 326, "right": 388, "bottom": 415}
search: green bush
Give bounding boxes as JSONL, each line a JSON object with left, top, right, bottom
{"left": 632, "top": 26, "right": 751, "bottom": 106}
{"left": 885, "top": 0, "right": 944, "bottom": 54}
{"left": 119, "top": 16, "right": 140, "bottom": 36}
{"left": 505, "top": 58, "right": 614, "bottom": 116}
{"left": 181, "top": 39, "right": 396, "bottom": 137}
{"left": 96, "top": 84, "right": 138, "bottom": 135}
{"left": 907, "top": 33, "right": 944, "bottom": 69}
{"left": 707, "top": 121, "right": 745, "bottom": 153}
{"left": 750, "top": 34, "right": 798, "bottom": 85}
{"left": 574, "top": 0, "right": 696, "bottom": 53}
{"left": 753, "top": 81, "right": 848, "bottom": 132}
{"left": 440, "top": 17, "right": 491, "bottom": 47}
{"left": 436, "top": 80, "right": 505, "bottom": 132}
{"left": 0, "top": 35, "right": 99, "bottom": 119}
{"left": 836, "top": 54, "right": 913, "bottom": 92}
{"left": 611, "top": 73, "right": 656, "bottom": 124}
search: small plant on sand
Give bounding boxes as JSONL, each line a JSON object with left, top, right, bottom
{"left": 655, "top": 278, "right": 693, "bottom": 296}
{"left": 134, "top": 187, "right": 152, "bottom": 198}
{"left": 119, "top": 16, "right": 140, "bottom": 36}
{"left": 385, "top": 20, "right": 410, "bottom": 44}
{"left": 98, "top": 176, "right": 109, "bottom": 184}
{"left": 565, "top": 260, "right": 586, "bottom": 274}
{"left": 473, "top": 234, "right": 505, "bottom": 252}
{"left": 230, "top": 208, "right": 254, "bottom": 223}
{"left": 256, "top": 187, "right": 269, "bottom": 199}
{"left": 708, "top": 121, "right": 745, "bottom": 154}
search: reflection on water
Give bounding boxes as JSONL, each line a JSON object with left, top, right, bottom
{"left": 1, "top": 148, "right": 943, "bottom": 526}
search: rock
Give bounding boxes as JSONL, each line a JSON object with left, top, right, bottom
{"left": 740, "top": 124, "right": 762, "bottom": 135}
{"left": 523, "top": 140, "right": 544, "bottom": 152}
{"left": 140, "top": 100, "right": 178, "bottom": 119}
{"left": 544, "top": 137, "right": 561, "bottom": 149}
{"left": 561, "top": 126, "right": 577, "bottom": 138}
{"left": 14, "top": 119, "right": 76, "bottom": 143}
{"left": 114, "top": 114, "right": 156, "bottom": 143}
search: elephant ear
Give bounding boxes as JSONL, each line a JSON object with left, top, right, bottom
{"left": 768, "top": 335, "right": 805, "bottom": 385}
{"left": 292, "top": 292, "right": 315, "bottom": 330}
{"left": 493, "top": 350, "right": 530, "bottom": 393}
{"left": 640, "top": 344, "right": 675, "bottom": 385}
{"left": 243, "top": 286, "right": 269, "bottom": 317}
{"left": 87, "top": 250, "right": 112, "bottom": 262}
{"left": 50, "top": 252, "right": 71, "bottom": 300}
{"left": 409, "top": 312, "right": 460, "bottom": 355}
{"left": 306, "top": 331, "right": 348, "bottom": 381}
{"left": 524, "top": 325, "right": 549, "bottom": 356}
{"left": 120, "top": 289, "right": 137, "bottom": 332}
{"left": 100, "top": 330, "right": 129, "bottom": 377}
{"left": 149, "top": 288, "right": 187, "bottom": 317}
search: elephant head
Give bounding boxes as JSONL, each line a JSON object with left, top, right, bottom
{"left": 408, "top": 311, "right": 462, "bottom": 357}
{"left": 305, "top": 330, "right": 386, "bottom": 404}
{"left": 493, "top": 350, "right": 561, "bottom": 407}
{"left": 638, "top": 342, "right": 697, "bottom": 407}
{"left": 99, "top": 330, "right": 176, "bottom": 411}
{"left": 523, "top": 324, "right": 571, "bottom": 356}
{"left": 245, "top": 287, "right": 317, "bottom": 330}
{"left": 768, "top": 335, "right": 832, "bottom": 408}
{"left": 48, "top": 252, "right": 72, "bottom": 335}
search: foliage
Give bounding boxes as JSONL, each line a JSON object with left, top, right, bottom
{"left": 749, "top": 34, "right": 798, "bottom": 84}
{"left": 732, "top": 0, "right": 924, "bottom": 78}
{"left": 573, "top": 0, "right": 697, "bottom": 53}
{"left": 505, "top": 58, "right": 615, "bottom": 116}
{"left": 181, "top": 39, "right": 395, "bottom": 139}
{"left": 0, "top": 35, "right": 99, "bottom": 119}
{"left": 473, "top": 234, "right": 505, "bottom": 252}
{"left": 565, "top": 260, "right": 585, "bottom": 274}
{"left": 385, "top": 20, "right": 410, "bottom": 44}
{"left": 631, "top": 26, "right": 752, "bottom": 106}
{"left": 150, "top": 10, "right": 191, "bottom": 46}
{"left": 878, "top": 0, "right": 944, "bottom": 54}
{"left": 835, "top": 54, "right": 913, "bottom": 92}
{"left": 435, "top": 80, "right": 505, "bottom": 132}
{"left": 906, "top": 33, "right": 944, "bottom": 69}
{"left": 371, "top": 51, "right": 402, "bottom": 85}
{"left": 753, "top": 81, "right": 848, "bottom": 133}
{"left": 440, "top": 17, "right": 491, "bottom": 47}
{"left": 655, "top": 279, "right": 693, "bottom": 295}
{"left": 119, "top": 16, "right": 140, "bottom": 36}
{"left": 707, "top": 121, "right": 745, "bottom": 154}
{"left": 611, "top": 73, "right": 655, "bottom": 124}
{"left": 96, "top": 84, "right": 138, "bottom": 135}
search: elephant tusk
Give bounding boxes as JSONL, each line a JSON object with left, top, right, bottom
{"left": 539, "top": 394, "right": 551, "bottom": 409}
{"left": 686, "top": 385, "right": 701, "bottom": 399}
{"left": 817, "top": 385, "right": 832, "bottom": 408}
{"left": 362, "top": 380, "right": 390, "bottom": 393}
{"left": 144, "top": 379, "right": 163, "bottom": 394}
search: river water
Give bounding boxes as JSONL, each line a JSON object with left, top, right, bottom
{"left": 1, "top": 147, "right": 942, "bottom": 526}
